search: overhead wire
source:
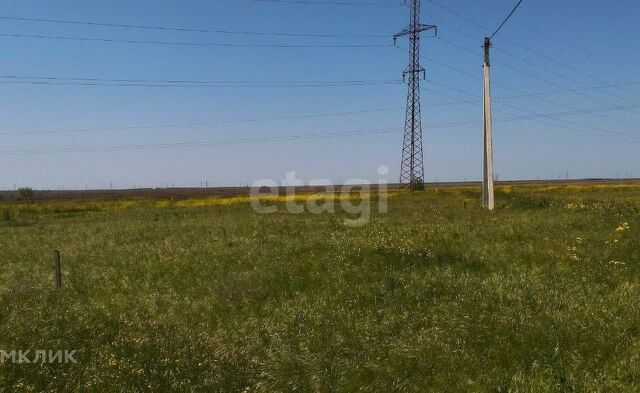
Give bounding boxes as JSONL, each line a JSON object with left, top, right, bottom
{"left": 248, "top": 0, "right": 402, "bottom": 5}
{"left": 2, "top": 0, "right": 638, "bottom": 159}
{"left": 0, "top": 32, "right": 392, "bottom": 48}
{"left": 477, "top": 0, "right": 595, "bottom": 59}
{"left": 430, "top": 37, "right": 640, "bottom": 128}
{"left": 489, "top": 0, "right": 523, "bottom": 39}
{"left": 428, "top": 65, "right": 640, "bottom": 140}
{"left": 0, "top": 15, "right": 390, "bottom": 38}
{"left": 5, "top": 104, "right": 640, "bottom": 156}
{"left": 1, "top": 96, "right": 495, "bottom": 137}
{"left": 1, "top": 107, "right": 406, "bottom": 136}
{"left": 425, "top": 79, "right": 640, "bottom": 142}
{"left": 0, "top": 126, "right": 404, "bottom": 156}
{"left": 428, "top": 0, "right": 640, "bottom": 102}
{"left": 0, "top": 78, "right": 403, "bottom": 88}
{"left": 429, "top": 15, "right": 612, "bottom": 95}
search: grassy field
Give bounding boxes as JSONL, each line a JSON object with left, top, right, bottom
{"left": 1, "top": 184, "right": 639, "bottom": 392}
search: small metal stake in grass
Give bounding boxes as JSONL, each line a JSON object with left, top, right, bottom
{"left": 53, "top": 250, "right": 62, "bottom": 289}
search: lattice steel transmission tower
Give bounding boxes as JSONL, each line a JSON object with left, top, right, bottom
{"left": 394, "top": 0, "right": 436, "bottom": 189}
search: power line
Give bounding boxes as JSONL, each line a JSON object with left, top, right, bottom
{"left": 0, "top": 74, "right": 402, "bottom": 85}
{"left": 477, "top": 0, "right": 594, "bottom": 59}
{"left": 0, "top": 15, "right": 389, "bottom": 38}
{"left": 0, "top": 126, "right": 404, "bottom": 156}
{"left": 432, "top": 38, "right": 640, "bottom": 128}
{"left": 490, "top": 0, "right": 523, "bottom": 39}
{"left": 429, "top": 17, "right": 627, "bottom": 105}
{"left": 6, "top": 70, "right": 530, "bottom": 106}
{"left": 248, "top": 0, "right": 402, "bottom": 5}
{"left": 435, "top": 85, "right": 640, "bottom": 144}
{"left": 434, "top": 29, "right": 640, "bottom": 116}
{"left": 500, "top": 39, "right": 640, "bottom": 102}
{"left": 6, "top": 90, "right": 627, "bottom": 137}
{"left": 424, "top": 105, "right": 638, "bottom": 131}
{"left": 429, "top": 0, "right": 489, "bottom": 33}
{"left": 426, "top": 79, "right": 640, "bottom": 142}
{"left": 4, "top": 105, "right": 640, "bottom": 156}
{"left": 429, "top": 0, "right": 640, "bottom": 103}
{"left": 1, "top": 107, "right": 406, "bottom": 136}
{"left": 0, "top": 32, "right": 391, "bottom": 48}
{"left": 0, "top": 81, "right": 397, "bottom": 88}
{"left": 428, "top": 67, "right": 640, "bottom": 140}
{"left": 495, "top": 82, "right": 640, "bottom": 100}
{"left": 3, "top": 98, "right": 488, "bottom": 137}
{"left": 0, "top": 79, "right": 402, "bottom": 88}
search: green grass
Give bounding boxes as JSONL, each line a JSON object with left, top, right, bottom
{"left": 1, "top": 185, "right": 639, "bottom": 392}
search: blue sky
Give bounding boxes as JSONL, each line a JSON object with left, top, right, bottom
{"left": 0, "top": 0, "right": 639, "bottom": 189}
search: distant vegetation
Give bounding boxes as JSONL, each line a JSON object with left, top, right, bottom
{"left": 1, "top": 183, "right": 639, "bottom": 391}
{"left": 17, "top": 187, "right": 34, "bottom": 200}
{"left": 409, "top": 177, "right": 425, "bottom": 191}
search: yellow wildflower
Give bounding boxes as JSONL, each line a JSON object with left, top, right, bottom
{"left": 615, "top": 222, "right": 630, "bottom": 232}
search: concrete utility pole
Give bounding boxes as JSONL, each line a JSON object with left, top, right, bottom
{"left": 480, "top": 0, "right": 523, "bottom": 211}
{"left": 482, "top": 37, "right": 495, "bottom": 211}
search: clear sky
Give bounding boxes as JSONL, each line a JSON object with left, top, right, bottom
{"left": 1, "top": 0, "right": 639, "bottom": 189}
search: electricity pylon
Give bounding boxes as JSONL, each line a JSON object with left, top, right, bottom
{"left": 394, "top": 0, "right": 436, "bottom": 190}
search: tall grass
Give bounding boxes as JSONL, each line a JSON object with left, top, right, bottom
{"left": 1, "top": 184, "right": 639, "bottom": 391}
